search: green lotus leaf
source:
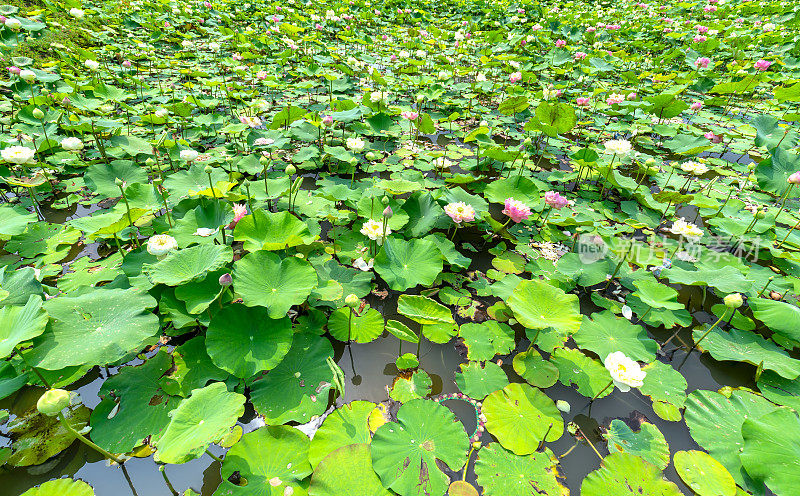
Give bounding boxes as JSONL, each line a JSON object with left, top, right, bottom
{"left": 90, "top": 349, "right": 181, "bottom": 453}
{"left": 169, "top": 200, "right": 234, "bottom": 248}
{"left": 639, "top": 360, "right": 687, "bottom": 414}
{"left": 631, "top": 279, "right": 684, "bottom": 310}
{"left": 483, "top": 383, "right": 563, "bottom": 455}
{"left": 29, "top": 289, "right": 159, "bottom": 370}
{"left": 174, "top": 269, "right": 226, "bottom": 315}
{"left": 684, "top": 389, "right": 776, "bottom": 493}
{"left": 159, "top": 337, "right": 230, "bottom": 397}
{"left": 397, "top": 294, "right": 454, "bottom": 325}
{"left": 660, "top": 265, "right": 755, "bottom": 295}
{"left": 390, "top": 369, "right": 432, "bottom": 402}
{"left": 757, "top": 370, "right": 800, "bottom": 411}
{"left": 573, "top": 310, "right": 657, "bottom": 363}
{"left": 581, "top": 452, "right": 681, "bottom": 496}
{"left": 374, "top": 237, "right": 443, "bottom": 291}
{"left": 423, "top": 321, "right": 459, "bottom": 343}
{"left": 750, "top": 298, "right": 800, "bottom": 342}
{"left": 385, "top": 320, "right": 419, "bottom": 343}
{"left": 755, "top": 147, "right": 800, "bottom": 196}
{"left": 605, "top": 419, "right": 669, "bottom": 470}
{"left": 164, "top": 163, "right": 228, "bottom": 199}
{"left": 454, "top": 361, "right": 509, "bottom": 399}
{"left": 674, "top": 450, "right": 736, "bottom": 496}
{"left": 308, "top": 401, "right": 375, "bottom": 468}
{"left": 146, "top": 244, "right": 233, "bottom": 286}
{"left": 233, "top": 250, "right": 318, "bottom": 318}
{"left": 550, "top": 347, "right": 613, "bottom": 399}
{"left": 214, "top": 426, "right": 312, "bottom": 496}
{"left": 249, "top": 333, "right": 334, "bottom": 424}
{"left": 309, "top": 259, "right": 373, "bottom": 307}
{"left": 507, "top": 280, "right": 582, "bottom": 335}
{"left": 0, "top": 266, "right": 42, "bottom": 307}
{"left": 741, "top": 408, "right": 800, "bottom": 496}
{"left": 483, "top": 176, "right": 540, "bottom": 206}
{"left": 400, "top": 191, "right": 447, "bottom": 237}
{"left": 458, "top": 321, "right": 515, "bottom": 362}
{"left": 0, "top": 295, "right": 48, "bottom": 359}
{"left": 694, "top": 327, "right": 800, "bottom": 379}
{"left": 7, "top": 401, "right": 90, "bottom": 467}
{"left": 309, "top": 443, "right": 391, "bottom": 496}
{"left": 326, "top": 306, "right": 384, "bottom": 343}
{"left": 0, "top": 360, "right": 28, "bottom": 400}
{"left": 20, "top": 479, "right": 95, "bottom": 496}
{"left": 84, "top": 160, "right": 148, "bottom": 198}
{"left": 206, "top": 304, "right": 294, "bottom": 378}
{"left": 357, "top": 195, "right": 409, "bottom": 231}
{"left": 371, "top": 399, "right": 469, "bottom": 496}
{"left": 474, "top": 444, "right": 568, "bottom": 496}
{"left": 512, "top": 349, "right": 559, "bottom": 388}
{"left": 0, "top": 204, "right": 38, "bottom": 236}
{"left": 154, "top": 382, "right": 245, "bottom": 464}
{"left": 233, "top": 209, "right": 316, "bottom": 251}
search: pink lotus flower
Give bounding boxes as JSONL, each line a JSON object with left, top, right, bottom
{"left": 555, "top": 39, "right": 566, "bottom": 48}
{"left": 204, "top": 1, "right": 211, "bottom": 7}
{"left": 576, "top": 97, "right": 591, "bottom": 106}
{"left": 321, "top": 115, "right": 334, "bottom": 126}
{"left": 256, "top": 70, "right": 268, "bottom": 80}
{"left": 7, "top": 66, "right": 20, "bottom": 75}
{"left": 696, "top": 25, "right": 709, "bottom": 33}
{"left": 401, "top": 110, "right": 419, "bottom": 121}
{"left": 233, "top": 53, "right": 243, "bottom": 61}
{"left": 122, "top": 60, "right": 132, "bottom": 68}
{"left": 704, "top": 131, "right": 722, "bottom": 143}
{"left": 586, "top": 26, "right": 596, "bottom": 32}
{"left": 502, "top": 198, "right": 532, "bottom": 223}
{"left": 663, "top": 28, "right": 673, "bottom": 33}
{"left": 444, "top": 202, "right": 476, "bottom": 224}
{"left": 695, "top": 57, "right": 711, "bottom": 69}
{"left": 574, "top": 51, "right": 587, "bottom": 60}
{"left": 509, "top": 71, "right": 522, "bottom": 83}
{"left": 693, "top": 35, "right": 707, "bottom": 43}
{"left": 704, "top": 5, "right": 717, "bottom": 11}
{"left": 627, "top": 92, "right": 638, "bottom": 100}
{"left": 691, "top": 101, "right": 703, "bottom": 111}
{"left": 789, "top": 172, "right": 800, "bottom": 184}
{"left": 544, "top": 191, "right": 568, "bottom": 209}
{"left": 228, "top": 203, "right": 247, "bottom": 228}
{"left": 754, "top": 59, "right": 772, "bottom": 71}
{"left": 315, "top": 23, "right": 322, "bottom": 30}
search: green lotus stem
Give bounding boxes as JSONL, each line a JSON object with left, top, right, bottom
{"left": 57, "top": 412, "right": 125, "bottom": 464}
{"left": 245, "top": 183, "right": 255, "bottom": 226}
{"left": 590, "top": 379, "right": 614, "bottom": 403}
{"left": 15, "top": 346, "right": 51, "bottom": 389}
{"left": 670, "top": 239, "right": 683, "bottom": 258}
{"left": 159, "top": 185, "right": 173, "bottom": 227}
{"left": 713, "top": 189, "right": 734, "bottom": 217}
{"left": 598, "top": 153, "right": 617, "bottom": 198}
{"left": 159, "top": 464, "right": 179, "bottom": 496}
{"left": 636, "top": 306, "right": 653, "bottom": 324}
{"left": 776, "top": 218, "right": 800, "bottom": 248}
{"left": 774, "top": 183, "right": 795, "bottom": 221}
{"left": 205, "top": 449, "right": 224, "bottom": 464}
{"left": 28, "top": 185, "right": 43, "bottom": 221}
{"left": 576, "top": 425, "right": 604, "bottom": 461}
{"left": 112, "top": 233, "right": 126, "bottom": 259}
{"left": 416, "top": 324, "right": 423, "bottom": 357}
{"left": 117, "top": 183, "right": 140, "bottom": 248}
{"left": 347, "top": 308, "right": 353, "bottom": 343}
{"left": 603, "top": 241, "right": 631, "bottom": 291}
{"left": 540, "top": 207, "right": 552, "bottom": 228}
{"left": 462, "top": 443, "right": 478, "bottom": 480}
{"left": 537, "top": 422, "right": 554, "bottom": 451}
{"left": 206, "top": 171, "right": 227, "bottom": 244}
{"left": 758, "top": 276, "right": 774, "bottom": 297}
{"left": 681, "top": 309, "right": 731, "bottom": 369}
{"left": 450, "top": 225, "right": 458, "bottom": 241}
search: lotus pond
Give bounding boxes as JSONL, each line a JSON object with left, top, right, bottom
{"left": 1, "top": 0, "right": 800, "bottom": 495}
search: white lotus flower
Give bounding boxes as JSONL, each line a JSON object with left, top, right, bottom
{"left": 180, "top": 149, "right": 199, "bottom": 161}
{"left": 146, "top": 235, "right": 178, "bottom": 258}
{"left": 603, "top": 139, "right": 632, "bottom": 155}
{"left": 1, "top": 146, "right": 36, "bottom": 164}
{"left": 19, "top": 69, "right": 36, "bottom": 82}
{"left": 60, "top": 137, "right": 83, "bottom": 151}
{"left": 604, "top": 351, "right": 646, "bottom": 392}
{"left": 84, "top": 59, "right": 100, "bottom": 71}
{"left": 346, "top": 137, "right": 365, "bottom": 153}
{"left": 360, "top": 219, "right": 390, "bottom": 242}
{"left": 193, "top": 228, "right": 217, "bottom": 237}
{"left": 680, "top": 161, "right": 708, "bottom": 176}
{"left": 353, "top": 257, "right": 374, "bottom": 271}
{"left": 4, "top": 18, "right": 21, "bottom": 30}
{"left": 669, "top": 217, "right": 704, "bottom": 242}
{"left": 69, "top": 8, "right": 85, "bottom": 19}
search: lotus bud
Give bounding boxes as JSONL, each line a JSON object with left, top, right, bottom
{"left": 383, "top": 206, "right": 393, "bottom": 219}
{"left": 114, "top": 177, "right": 124, "bottom": 187}
{"left": 522, "top": 137, "right": 532, "bottom": 146}
{"left": 259, "top": 155, "right": 270, "bottom": 166}
{"left": 32, "top": 108, "right": 44, "bottom": 120}
{"left": 61, "top": 96, "right": 70, "bottom": 106}
{"left": 219, "top": 273, "right": 233, "bottom": 286}
{"left": 381, "top": 196, "right": 389, "bottom": 206}
{"left": 365, "top": 151, "right": 378, "bottom": 161}
{"left": 556, "top": 400, "right": 571, "bottom": 413}
{"left": 37, "top": 389, "right": 71, "bottom": 416}
{"left": 345, "top": 293, "right": 359, "bottom": 308}
{"left": 204, "top": 165, "right": 213, "bottom": 174}
{"left": 285, "top": 164, "right": 296, "bottom": 175}
{"left": 145, "top": 158, "right": 156, "bottom": 167}
{"left": 724, "top": 293, "right": 743, "bottom": 309}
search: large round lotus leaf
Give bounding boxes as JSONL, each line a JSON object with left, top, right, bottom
{"left": 309, "top": 401, "right": 375, "bottom": 468}
{"left": 483, "top": 383, "right": 563, "bottom": 455}
{"left": 483, "top": 176, "right": 540, "bottom": 205}
{"left": 145, "top": 244, "right": 233, "bottom": 286}
{"left": 309, "top": 259, "right": 374, "bottom": 307}
{"left": 7, "top": 402, "right": 90, "bottom": 467}
{"left": 371, "top": 398, "right": 469, "bottom": 496}
{"left": 233, "top": 209, "right": 316, "bottom": 251}
{"left": 605, "top": 419, "right": 669, "bottom": 470}
{"left": 20, "top": 479, "right": 95, "bottom": 496}
{"left": 385, "top": 320, "right": 419, "bottom": 343}
{"left": 164, "top": 163, "right": 228, "bottom": 198}
{"left": 0, "top": 295, "right": 48, "bottom": 359}
{"left": 694, "top": 327, "right": 800, "bottom": 379}
{"left": 684, "top": 389, "right": 776, "bottom": 493}
{"left": 423, "top": 322, "right": 458, "bottom": 344}
{"left": 84, "top": 160, "right": 148, "bottom": 198}
{"left": 581, "top": 452, "right": 681, "bottom": 496}
{"left": 249, "top": 333, "right": 334, "bottom": 424}
{"left": 29, "top": 288, "right": 159, "bottom": 370}
{"left": 390, "top": 369, "right": 432, "bottom": 402}
{"left": 674, "top": 450, "right": 736, "bottom": 496}
{"left": 396, "top": 294, "right": 454, "bottom": 325}
{"left": 741, "top": 408, "right": 800, "bottom": 496}
{"left": 90, "top": 349, "right": 181, "bottom": 453}
{"left": 327, "top": 306, "right": 384, "bottom": 343}
{"left": 374, "top": 237, "right": 443, "bottom": 291}
{"left": 168, "top": 199, "right": 234, "bottom": 248}
{"left": 458, "top": 321, "right": 515, "bottom": 361}
{"left": 448, "top": 481, "right": 479, "bottom": 496}
{"left": 214, "top": 426, "right": 312, "bottom": 496}
{"left": 174, "top": 269, "right": 226, "bottom": 315}
{"left": 309, "top": 443, "right": 391, "bottom": 496}
{"left": 750, "top": 298, "right": 800, "bottom": 341}
{"left": 630, "top": 279, "right": 684, "bottom": 310}
{"left": 474, "top": 444, "right": 568, "bottom": 496}
{"left": 550, "top": 347, "right": 613, "bottom": 399}
{"left": 757, "top": 370, "right": 800, "bottom": 411}
{"left": 639, "top": 360, "right": 687, "bottom": 410}
{"left": 454, "top": 361, "right": 509, "bottom": 399}
{"left": 507, "top": 280, "right": 582, "bottom": 335}
{"left": 233, "top": 250, "right": 318, "bottom": 319}
{"left": 573, "top": 310, "right": 657, "bottom": 363}
{"left": 512, "top": 349, "right": 559, "bottom": 388}
{"left": 159, "top": 337, "right": 230, "bottom": 397}
{"left": 0, "top": 204, "right": 38, "bottom": 236}
{"left": 154, "top": 382, "right": 245, "bottom": 464}
{"left": 206, "top": 304, "right": 293, "bottom": 378}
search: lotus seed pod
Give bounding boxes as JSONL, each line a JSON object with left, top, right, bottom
{"left": 724, "top": 293, "right": 743, "bottom": 309}
{"left": 345, "top": 293, "right": 359, "bottom": 308}
{"left": 32, "top": 108, "right": 44, "bottom": 120}
{"left": 37, "top": 389, "right": 71, "bottom": 416}
{"left": 365, "top": 151, "right": 378, "bottom": 161}
{"left": 114, "top": 177, "right": 124, "bottom": 186}
{"left": 259, "top": 155, "right": 270, "bottom": 166}
{"left": 145, "top": 158, "right": 156, "bottom": 167}
{"left": 204, "top": 165, "right": 213, "bottom": 174}
{"left": 218, "top": 273, "right": 233, "bottom": 286}
{"left": 285, "top": 164, "right": 296, "bottom": 175}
